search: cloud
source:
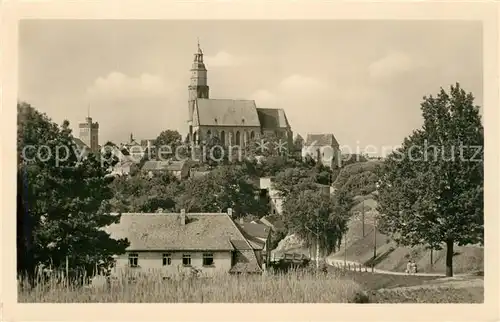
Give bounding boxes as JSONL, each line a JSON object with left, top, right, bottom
{"left": 204, "top": 51, "right": 242, "bottom": 67}
{"left": 250, "top": 89, "right": 277, "bottom": 106}
{"left": 368, "top": 51, "right": 421, "bottom": 80}
{"left": 86, "top": 72, "right": 170, "bottom": 100}
{"left": 250, "top": 74, "right": 326, "bottom": 108}
{"left": 278, "top": 74, "right": 326, "bottom": 92}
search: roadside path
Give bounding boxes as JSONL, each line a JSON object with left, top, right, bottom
{"left": 326, "top": 257, "right": 466, "bottom": 277}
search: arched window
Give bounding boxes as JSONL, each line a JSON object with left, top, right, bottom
{"left": 220, "top": 130, "right": 226, "bottom": 145}
{"left": 193, "top": 131, "right": 198, "bottom": 144}
{"left": 206, "top": 130, "right": 211, "bottom": 140}
{"left": 235, "top": 131, "right": 241, "bottom": 146}
{"left": 250, "top": 131, "right": 255, "bottom": 140}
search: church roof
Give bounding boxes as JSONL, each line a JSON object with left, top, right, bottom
{"left": 194, "top": 99, "right": 261, "bottom": 127}
{"left": 256, "top": 108, "right": 290, "bottom": 129}
{"left": 305, "top": 133, "right": 339, "bottom": 147}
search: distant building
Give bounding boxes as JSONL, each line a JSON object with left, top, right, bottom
{"left": 104, "top": 209, "right": 263, "bottom": 277}
{"left": 259, "top": 177, "right": 283, "bottom": 216}
{"left": 142, "top": 160, "right": 190, "bottom": 180}
{"left": 140, "top": 139, "right": 157, "bottom": 157}
{"left": 122, "top": 133, "right": 145, "bottom": 162}
{"left": 100, "top": 143, "right": 138, "bottom": 176}
{"left": 259, "top": 215, "right": 286, "bottom": 233}
{"left": 78, "top": 116, "right": 99, "bottom": 153}
{"left": 73, "top": 137, "right": 91, "bottom": 158}
{"left": 190, "top": 170, "right": 211, "bottom": 179}
{"left": 186, "top": 42, "right": 293, "bottom": 149}
{"left": 315, "top": 183, "right": 331, "bottom": 196}
{"left": 302, "top": 133, "right": 341, "bottom": 169}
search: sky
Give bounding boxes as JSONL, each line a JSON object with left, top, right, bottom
{"left": 18, "top": 20, "right": 483, "bottom": 156}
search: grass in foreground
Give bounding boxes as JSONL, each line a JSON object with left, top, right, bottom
{"left": 18, "top": 266, "right": 482, "bottom": 303}
{"left": 18, "top": 270, "right": 363, "bottom": 303}
{"left": 369, "top": 287, "right": 484, "bottom": 303}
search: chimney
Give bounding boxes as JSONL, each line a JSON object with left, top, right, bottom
{"left": 180, "top": 209, "right": 186, "bottom": 225}
{"left": 130, "top": 133, "right": 133, "bottom": 143}
{"left": 227, "top": 208, "right": 233, "bottom": 218}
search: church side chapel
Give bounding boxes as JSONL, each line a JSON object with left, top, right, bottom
{"left": 187, "top": 42, "right": 293, "bottom": 149}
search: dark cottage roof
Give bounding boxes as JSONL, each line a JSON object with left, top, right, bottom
{"left": 237, "top": 222, "right": 271, "bottom": 240}
{"left": 235, "top": 223, "right": 266, "bottom": 250}
{"left": 142, "top": 160, "right": 187, "bottom": 172}
{"left": 229, "top": 249, "right": 263, "bottom": 274}
{"left": 194, "top": 99, "right": 261, "bottom": 127}
{"left": 104, "top": 213, "right": 250, "bottom": 251}
{"left": 256, "top": 108, "right": 290, "bottom": 129}
{"left": 305, "top": 133, "right": 339, "bottom": 147}
{"left": 259, "top": 215, "right": 286, "bottom": 231}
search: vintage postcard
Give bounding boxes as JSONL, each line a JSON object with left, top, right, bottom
{"left": 1, "top": 1, "right": 499, "bottom": 321}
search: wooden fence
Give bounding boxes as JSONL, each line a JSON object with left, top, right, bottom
{"left": 270, "top": 253, "right": 308, "bottom": 264}
{"left": 331, "top": 261, "right": 375, "bottom": 273}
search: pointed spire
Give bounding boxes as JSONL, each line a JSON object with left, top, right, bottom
{"left": 197, "top": 37, "right": 203, "bottom": 55}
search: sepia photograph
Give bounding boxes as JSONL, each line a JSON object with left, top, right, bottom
{"left": 9, "top": 10, "right": 492, "bottom": 309}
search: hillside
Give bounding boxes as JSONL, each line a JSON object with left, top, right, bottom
{"left": 330, "top": 197, "right": 484, "bottom": 274}
{"left": 273, "top": 160, "right": 484, "bottom": 274}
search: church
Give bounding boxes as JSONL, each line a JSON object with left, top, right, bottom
{"left": 187, "top": 43, "right": 293, "bottom": 148}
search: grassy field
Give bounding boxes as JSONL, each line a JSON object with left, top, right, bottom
{"left": 18, "top": 265, "right": 483, "bottom": 303}
{"left": 18, "top": 269, "right": 363, "bottom": 303}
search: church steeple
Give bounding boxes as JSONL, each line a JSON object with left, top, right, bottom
{"left": 188, "top": 40, "right": 210, "bottom": 124}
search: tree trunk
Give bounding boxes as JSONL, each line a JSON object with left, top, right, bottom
{"left": 446, "top": 239, "right": 454, "bottom": 277}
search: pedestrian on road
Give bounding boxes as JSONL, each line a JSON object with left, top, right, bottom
{"left": 411, "top": 261, "right": 417, "bottom": 274}
{"left": 405, "top": 260, "right": 412, "bottom": 275}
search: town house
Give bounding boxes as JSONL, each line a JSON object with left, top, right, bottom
{"left": 104, "top": 209, "right": 263, "bottom": 277}
{"left": 142, "top": 160, "right": 190, "bottom": 180}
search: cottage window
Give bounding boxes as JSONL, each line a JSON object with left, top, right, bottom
{"left": 162, "top": 253, "right": 171, "bottom": 266}
{"left": 128, "top": 253, "right": 139, "bottom": 267}
{"left": 203, "top": 253, "right": 214, "bottom": 266}
{"left": 182, "top": 254, "right": 191, "bottom": 266}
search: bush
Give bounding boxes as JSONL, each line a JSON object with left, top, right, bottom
{"left": 350, "top": 291, "right": 370, "bottom": 303}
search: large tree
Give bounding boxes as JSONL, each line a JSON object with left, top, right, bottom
{"left": 283, "top": 189, "right": 347, "bottom": 259}
{"left": 17, "top": 102, "right": 129, "bottom": 280}
{"left": 272, "top": 167, "right": 316, "bottom": 199}
{"left": 376, "top": 83, "right": 483, "bottom": 277}
{"left": 154, "top": 129, "right": 183, "bottom": 159}
{"left": 176, "top": 165, "right": 267, "bottom": 217}
{"left": 109, "top": 172, "right": 181, "bottom": 213}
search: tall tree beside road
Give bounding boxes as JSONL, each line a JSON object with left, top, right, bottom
{"left": 376, "top": 83, "right": 483, "bottom": 277}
